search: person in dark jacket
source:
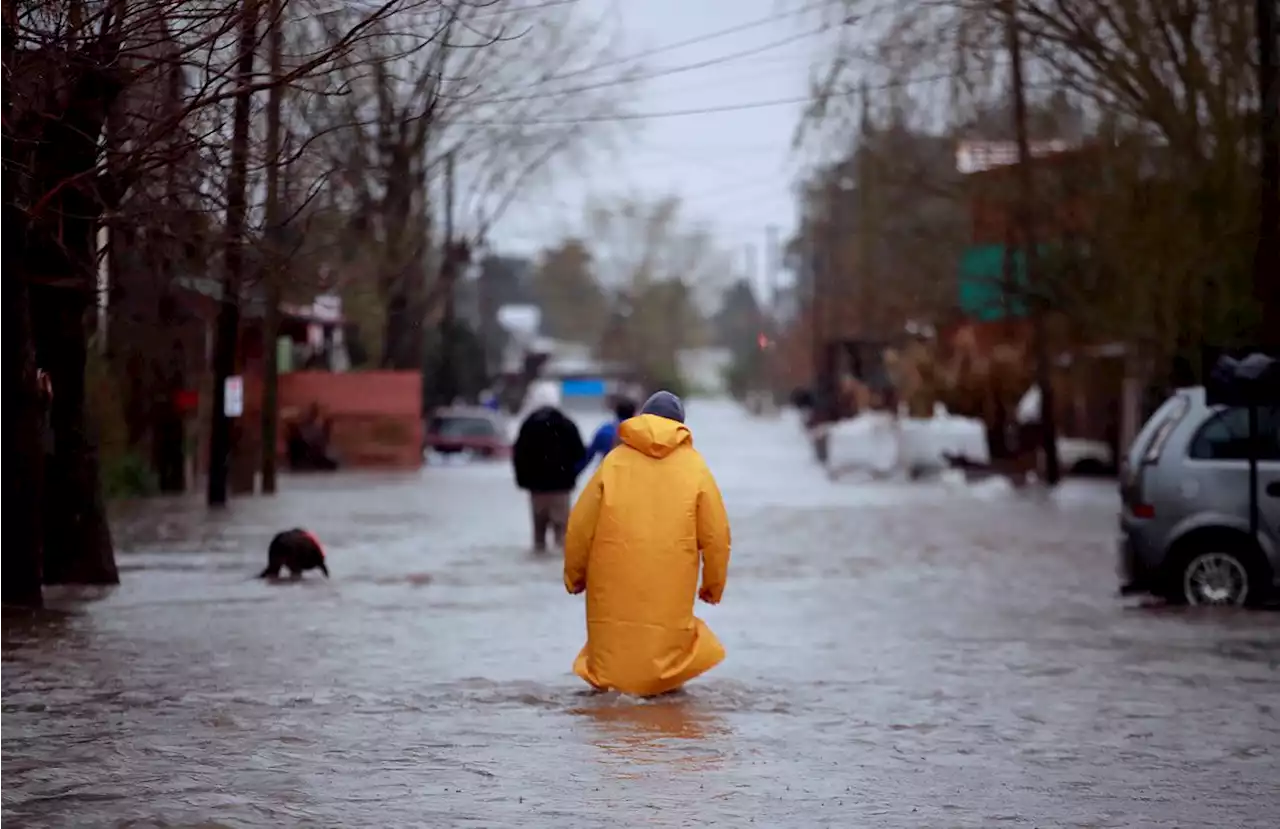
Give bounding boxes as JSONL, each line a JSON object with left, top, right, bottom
{"left": 513, "top": 380, "right": 586, "bottom": 552}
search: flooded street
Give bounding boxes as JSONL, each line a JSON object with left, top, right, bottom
{"left": 4, "top": 401, "right": 1278, "bottom": 828}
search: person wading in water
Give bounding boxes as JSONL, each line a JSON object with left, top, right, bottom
{"left": 512, "top": 380, "right": 586, "bottom": 553}
{"left": 563, "top": 391, "right": 731, "bottom": 696}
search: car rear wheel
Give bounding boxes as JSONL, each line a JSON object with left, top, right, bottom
{"left": 1163, "top": 529, "right": 1272, "bottom": 607}
{"left": 1181, "top": 551, "right": 1252, "bottom": 606}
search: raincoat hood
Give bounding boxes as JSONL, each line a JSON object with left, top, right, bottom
{"left": 525, "top": 379, "right": 563, "bottom": 410}
{"left": 619, "top": 413, "right": 691, "bottom": 459}
{"left": 510, "top": 379, "right": 566, "bottom": 443}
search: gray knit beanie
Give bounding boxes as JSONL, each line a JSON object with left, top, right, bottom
{"left": 639, "top": 390, "right": 685, "bottom": 423}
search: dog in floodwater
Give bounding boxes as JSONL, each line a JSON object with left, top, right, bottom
{"left": 260, "top": 528, "right": 329, "bottom": 579}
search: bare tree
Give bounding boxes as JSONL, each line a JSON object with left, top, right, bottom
{"left": 296, "top": 0, "right": 635, "bottom": 371}
{"left": 798, "top": 0, "right": 1265, "bottom": 367}
{"left": 1, "top": 0, "right": 482, "bottom": 605}
{"left": 585, "top": 195, "right": 732, "bottom": 391}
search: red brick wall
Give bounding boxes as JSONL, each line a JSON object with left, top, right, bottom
{"left": 239, "top": 371, "right": 423, "bottom": 469}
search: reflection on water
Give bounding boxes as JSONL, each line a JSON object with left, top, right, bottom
{"left": 5, "top": 403, "right": 1279, "bottom": 827}
{"left": 572, "top": 693, "right": 730, "bottom": 772}
{"left": 1, "top": 606, "right": 79, "bottom": 654}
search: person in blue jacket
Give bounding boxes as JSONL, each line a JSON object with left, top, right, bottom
{"left": 578, "top": 397, "right": 636, "bottom": 473}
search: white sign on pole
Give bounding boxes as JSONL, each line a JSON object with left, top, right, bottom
{"left": 955, "top": 139, "right": 1072, "bottom": 174}
{"left": 224, "top": 375, "right": 244, "bottom": 418}
{"left": 312, "top": 293, "right": 342, "bottom": 323}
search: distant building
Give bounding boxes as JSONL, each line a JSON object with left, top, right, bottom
{"left": 678, "top": 347, "right": 733, "bottom": 396}
{"left": 476, "top": 255, "right": 536, "bottom": 376}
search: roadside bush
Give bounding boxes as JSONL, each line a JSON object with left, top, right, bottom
{"left": 101, "top": 451, "right": 159, "bottom": 500}
{"left": 85, "top": 349, "right": 159, "bottom": 499}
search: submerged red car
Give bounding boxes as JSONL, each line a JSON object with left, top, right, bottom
{"left": 423, "top": 406, "right": 510, "bottom": 460}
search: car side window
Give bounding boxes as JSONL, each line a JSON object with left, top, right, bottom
{"left": 1187, "top": 406, "right": 1280, "bottom": 461}
{"left": 439, "top": 418, "right": 496, "bottom": 438}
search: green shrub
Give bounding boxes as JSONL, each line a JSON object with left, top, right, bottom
{"left": 101, "top": 451, "right": 159, "bottom": 500}
{"left": 85, "top": 348, "right": 129, "bottom": 464}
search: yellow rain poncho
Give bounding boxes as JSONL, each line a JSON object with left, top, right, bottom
{"left": 564, "top": 412, "right": 731, "bottom": 696}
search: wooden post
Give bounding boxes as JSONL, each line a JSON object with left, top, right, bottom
{"left": 261, "top": 0, "right": 285, "bottom": 494}
{"left": 1007, "top": 0, "right": 1062, "bottom": 485}
{"left": 436, "top": 150, "right": 459, "bottom": 408}
{"left": 1256, "top": 0, "right": 1280, "bottom": 345}
{"left": 207, "top": 0, "right": 260, "bottom": 506}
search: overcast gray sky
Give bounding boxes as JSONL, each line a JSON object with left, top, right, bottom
{"left": 488, "top": 0, "right": 823, "bottom": 298}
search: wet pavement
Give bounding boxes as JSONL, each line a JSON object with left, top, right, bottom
{"left": 4, "top": 401, "right": 1278, "bottom": 828}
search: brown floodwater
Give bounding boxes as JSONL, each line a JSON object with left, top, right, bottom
{"left": 4, "top": 403, "right": 1278, "bottom": 827}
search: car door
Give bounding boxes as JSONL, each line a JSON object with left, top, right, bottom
{"left": 1185, "top": 405, "right": 1280, "bottom": 541}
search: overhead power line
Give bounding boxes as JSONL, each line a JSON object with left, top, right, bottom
{"left": 456, "top": 56, "right": 1060, "bottom": 127}
{"left": 451, "top": 67, "right": 976, "bottom": 125}
{"left": 527, "top": 0, "right": 831, "bottom": 85}
{"left": 467, "top": 25, "right": 831, "bottom": 106}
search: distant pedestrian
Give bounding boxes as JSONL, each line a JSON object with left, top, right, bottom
{"left": 578, "top": 396, "right": 636, "bottom": 473}
{"left": 564, "top": 390, "right": 731, "bottom": 696}
{"left": 512, "top": 380, "right": 586, "bottom": 552}
{"left": 287, "top": 403, "right": 339, "bottom": 471}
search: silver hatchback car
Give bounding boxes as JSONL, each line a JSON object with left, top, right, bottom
{"left": 1118, "top": 387, "right": 1280, "bottom": 605}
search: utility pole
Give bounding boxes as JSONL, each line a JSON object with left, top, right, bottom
{"left": 813, "top": 204, "right": 835, "bottom": 425}
{"left": 765, "top": 224, "right": 780, "bottom": 396}
{"left": 207, "top": 0, "right": 260, "bottom": 506}
{"left": 811, "top": 213, "right": 836, "bottom": 463}
{"left": 1007, "top": 0, "right": 1061, "bottom": 485}
{"left": 744, "top": 242, "right": 763, "bottom": 394}
{"left": 765, "top": 225, "right": 781, "bottom": 313}
{"left": 1256, "top": 0, "right": 1280, "bottom": 346}
{"left": 856, "top": 82, "right": 875, "bottom": 342}
{"left": 810, "top": 219, "right": 824, "bottom": 411}
{"left": 436, "top": 149, "right": 459, "bottom": 408}
{"left": 260, "top": 0, "right": 285, "bottom": 495}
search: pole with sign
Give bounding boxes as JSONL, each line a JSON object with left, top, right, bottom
{"left": 224, "top": 376, "right": 244, "bottom": 418}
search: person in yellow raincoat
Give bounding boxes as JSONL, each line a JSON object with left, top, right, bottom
{"left": 563, "top": 390, "right": 731, "bottom": 696}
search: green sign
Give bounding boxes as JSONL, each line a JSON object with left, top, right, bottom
{"left": 957, "top": 244, "right": 1035, "bottom": 321}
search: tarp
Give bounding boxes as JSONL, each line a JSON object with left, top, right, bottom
{"left": 562, "top": 377, "right": 607, "bottom": 398}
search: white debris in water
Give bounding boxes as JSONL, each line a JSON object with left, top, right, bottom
{"left": 1017, "top": 385, "right": 1042, "bottom": 424}
{"left": 825, "top": 410, "right": 989, "bottom": 479}
{"left": 825, "top": 413, "right": 901, "bottom": 477}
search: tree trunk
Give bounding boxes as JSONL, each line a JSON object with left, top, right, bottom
{"left": 378, "top": 151, "right": 429, "bottom": 372}
{"left": 32, "top": 280, "right": 118, "bottom": 585}
{"left": 208, "top": 0, "right": 261, "bottom": 506}
{"left": 153, "top": 408, "right": 186, "bottom": 493}
{"left": 2, "top": 18, "right": 45, "bottom": 607}
{"left": 3, "top": 275, "right": 48, "bottom": 607}
{"left": 20, "top": 29, "right": 123, "bottom": 585}
{"left": 153, "top": 293, "right": 187, "bottom": 494}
